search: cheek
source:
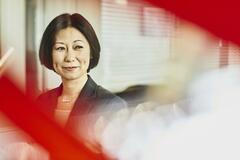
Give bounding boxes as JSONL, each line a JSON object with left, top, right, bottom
{"left": 78, "top": 54, "right": 90, "bottom": 66}
{"left": 52, "top": 53, "right": 62, "bottom": 70}
{"left": 52, "top": 52, "right": 63, "bottom": 63}
{"left": 52, "top": 61, "right": 59, "bottom": 73}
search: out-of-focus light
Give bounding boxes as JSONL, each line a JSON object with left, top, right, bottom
{"left": 0, "top": 47, "right": 14, "bottom": 67}
{"left": 114, "top": 0, "right": 128, "bottom": 5}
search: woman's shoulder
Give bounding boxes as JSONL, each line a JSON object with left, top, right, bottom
{"left": 95, "top": 85, "right": 128, "bottom": 109}
{"left": 95, "top": 86, "right": 117, "bottom": 99}
{"left": 86, "top": 76, "right": 126, "bottom": 105}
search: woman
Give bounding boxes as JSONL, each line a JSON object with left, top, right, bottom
{"left": 37, "top": 13, "right": 127, "bottom": 152}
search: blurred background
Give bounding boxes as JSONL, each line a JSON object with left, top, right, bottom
{"left": 2, "top": 0, "right": 240, "bottom": 95}
{"left": 0, "top": 0, "right": 240, "bottom": 159}
{"left": 1, "top": 0, "right": 240, "bottom": 156}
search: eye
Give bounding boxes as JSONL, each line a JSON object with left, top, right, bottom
{"left": 74, "top": 45, "right": 83, "bottom": 50}
{"left": 55, "top": 46, "right": 66, "bottom": 51}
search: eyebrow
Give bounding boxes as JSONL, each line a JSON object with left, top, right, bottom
{"left": 55, "top": 42, "right": 65, "bottom": 45}
{"left": 73, "top": 40, "right": 84, "bottom": 43}
{"left": 55, "top": 40, "right": 84, "bottom": 45}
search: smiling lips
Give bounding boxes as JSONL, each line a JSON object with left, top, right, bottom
{"left": 62, "top": 66, "right": 80, "bottom": 71}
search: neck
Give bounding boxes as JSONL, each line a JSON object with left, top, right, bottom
{"left": 61, "top": 74, "right": 88, "bottom": 96}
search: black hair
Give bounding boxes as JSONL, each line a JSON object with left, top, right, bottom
{"left": 39, "top": 13, "right": 100, "bottom": 72}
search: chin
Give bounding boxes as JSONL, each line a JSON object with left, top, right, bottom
{"left": 64, "top": 77, "right": 79, "bottom": 81}
{"left": 62, "top": 73, "right": 86, "bottom": 81}
{"left": 63, "top": 75, "right": 80, "bottom": 80}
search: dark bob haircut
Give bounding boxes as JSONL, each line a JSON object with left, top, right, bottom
{"left": 39, "top": 13, "right": 100, "bottom": 72}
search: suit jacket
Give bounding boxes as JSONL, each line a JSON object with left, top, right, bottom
{"left": 36, "top": 75, "right": 127, "bottom": 137}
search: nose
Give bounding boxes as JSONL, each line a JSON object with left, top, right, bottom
{"left": 64, "top": 48, "right": 75, "bottom": 62}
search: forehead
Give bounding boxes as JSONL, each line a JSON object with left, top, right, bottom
{"left": 55, "top": 27, "right": 87, "bottom": 42}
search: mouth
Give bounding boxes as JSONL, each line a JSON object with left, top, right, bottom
{"left": 62, "top": 66, "right": 80, "bottom": 71}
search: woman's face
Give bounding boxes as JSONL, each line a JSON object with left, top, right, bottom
{"left": 52, "top": 27, "right": 91, "bottom": 81}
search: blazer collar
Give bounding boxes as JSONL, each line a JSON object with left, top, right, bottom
{"left": 70, "top": 75, "right": 98, "bottom": 115}
{"left": 56, "top": 75, "right": 98, "bottom": 100}
{"left": 78, "top": 75, "right": 98, "bottom": 99}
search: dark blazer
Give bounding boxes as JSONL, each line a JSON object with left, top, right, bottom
{"left": 36, "top": 75, "right": 127, "bottom": 134}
